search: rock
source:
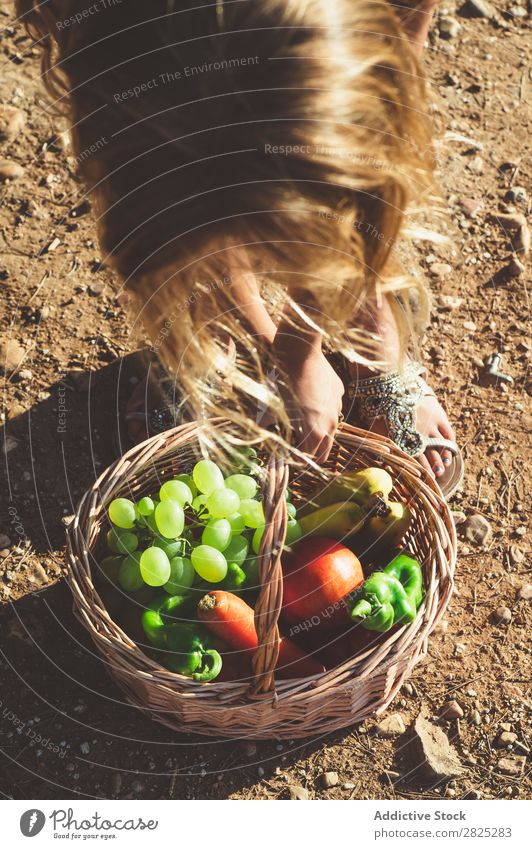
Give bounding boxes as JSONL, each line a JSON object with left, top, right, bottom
{"left": 0, "top": 339, "right": 27, "bottom": 375}
{"left": 504, "top": 186, "right": 527, "bottom": 203}
{"left": 18, "top": 368, "right": 33, "bottom": 381}
{"left": 468, "top": 156, "right": 484, "bottom": 174}
{"left": 459, "top": 198, "right": 483, "bottom": 218}
{"left": 436, "top": 619, "right": 449, "bottom": 634}
{"left": 3, "top": 435, "right": 19, "bottom": 453}
{"left": 0, "top": 105, "right": 25, "bottom": 143}
{"left": 459, "top": 0, "right": 494, "bottom": 17}
{"left": 403, "top": 683, "right": 414, "bottom": 697}
{"left": 439, "top": 700, "right": 464, "bottom": 720}
{"left": 497, "top": 757, "right": 525, "bottom": 776}
{"left": 470, "top": 710, "right": 482, "bottom": 726}
{"left": 466, "top": 789, "right": 482, "bottom": 799}
{"left": 439, "top": 17, "right": 462, "bottom": 39}
{"left": 429, "top": 262, "right": 452, "bottom": 279}
{"left": 88, "top": 282, "right": 104, "bottom": 296}
{"left": 79, "top": 742, "right": 90, "bottom": 755}
{"left": 439, "top": 294, "right": 463, "bottom": 310}
{"left": 376, "top": 713, "right": 406, "bottom": 737}
{"left": 411, "top": 713, "right": 464, "bottom": 780}
{"left": 492, "top": 606, "right": 512, "bottom": 625}
{"left": 28, "top": 564, "right": 49, "bottom": 588}
{"left": 514, "top": 526, "right": 527, "bottom": 537}
{"left": 463, "top": 320, "right": 477, "bottom": 332}
{"left": 517, "top": 584, "right": 532, "bottom": 601}
{"left": 287, "top": 785, "right": 309, "bottom": 800}
{"left": 445, "top": 787, "right": 456, "bottom": 797}
{"left": 505, "top": 257, "right": 525, "bottom": 278}
{"left": 462, "top": 514, "right": 492, "bottom": 546}
{"left": 500, "top": 722, "right": 512, "bottom": 733}
{"left": 497, "top": 732, "right": 518, "bottom": 746}
{"left": 0, "top": 159, "right": 24, "bottom": 181}
{"left": 7, "top": 402, "right": 26, "bottom": 419}
{"left": 509, "top": 545, "right": 525, "bottom": 565}
{"left": 320, "top": 771, "right": 339, "bottom": 789}
{"left": 0, "top": 534, "right": 11, "bottom": 549}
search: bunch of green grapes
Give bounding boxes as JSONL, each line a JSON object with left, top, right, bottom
{"left": 100, "top": 447, "right": 302, "bottom": 596}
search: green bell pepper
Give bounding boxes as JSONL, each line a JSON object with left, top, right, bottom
{"left": 166, "top": 622, "right": 222, "bottom": 681}
{"left": 348, "top": 553, "right": 423, "bottom": 632}
{"left": 221, "top": 562, "right": 247, "bottom": 593}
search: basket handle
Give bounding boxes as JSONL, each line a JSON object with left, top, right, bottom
{"left": 249, "top": 455, "right": 289, "bottom": 694}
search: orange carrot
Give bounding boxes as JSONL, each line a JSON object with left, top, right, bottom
{"left": 197, "top": 591, "right": 325, "bottom": 679}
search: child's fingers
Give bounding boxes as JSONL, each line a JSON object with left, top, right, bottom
{"left": 426, "top": 447, "right": 445, "bottom": 477}
{"left": 418, "top": 453, "right": 436, "bottom": 479}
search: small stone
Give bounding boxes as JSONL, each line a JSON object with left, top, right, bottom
{"left": 517, "top": 584, "right": 532, "bottom": 601}
{"left": 514, "top": 526, "right": 527, "bottom": 537}
{"left": 470, "top": 710, "right": 482, "bottom": 726}
{"left": 28, "top": 564, "right": 48, "bottom": 588}
{"left": 459, "top": 198, "right": 483, "bottom": 218}
{"left": 342, "top": 782, "right": 356, "bottom": 789}
{"left": 462, "top": 514, "right": 492, "bottom": 546}
{"left": 257, "top": 766, "right": 265, "bottom": 777}
{"left": 492, "top": 606, "right": 512, "bottom": 625}
{"left": 0, "top": 105, "right": 25, "bottom": 143}
{"left": 497, "top": 732, "right": 518, "bottom": 746}
{"left": 463, "top": 320, "right": 477, "bottom": 332}
{"left": 509, "top": 546, "right": 525, "bottom": 565}
{"left": 436, "top": 619, "right": 449, "bottom": 634}
{"left": 439, "top": 294, "right": 463, "bottom": 310}
{"left": 18, "top": 368, "right": 33, "bottom": 381}
{"left": 79, "top": 742, "right": 90, "bottom": 755}
{"left": 411, "top": 712, "right": 464, "bottom": 780}
{"left": 440, "top": 700, "right": 464, "bottom": 720}
{"left": 439, "top": 17, "right": 462, "bottom": 39}
{"left": 376, "top": 713, "right": 406, "bottom": 737}
{"left": 455, "top": 643, "right": 466, "bottom": 656}
{"left": 504, "top": 186, "right": 527, "bottom": 204}
{"left": 0, "top": 534, "right": 11, "bottom": 549}
{"left": 0, "top": 339, "right": 27, "bottom": 375}
{"left": 7, "top": 402, "right": 26, "bottom": 419}
{"left": 242, "top": 741, "right": 257, "bottom": 758}
{"left": 468, "top": 156, "right": 484, "bottom": 175}
{"left": 429, "top": 262, "right": 453, "bottom": 279}
{"left": 445, "top": 787, "right": 456, "bottom": 797}
{"left": 382, "top": 770, "right": 401, "bottom": 780}
{"left": 88, "top": 282, "right": 104, "bottom": 296}
{"left": 466, "top": 789, "right": 482, "bottom": 799}
{"left": 3, "top": 435, "right": 19, "bottom": 453}
{"left": 403, "top": 683, "right": 414, "bottom": 697}
{"left": 500, "top": 723, "right": 512, "bottom": 733}
{"left": 497, "top": 757, "right": 525, "bottom": 776}
{"left": 459, "top": 0, "right": 494, "bottom": 17}
{"left": 320, "top": 771, "right": 339, "bottom": 789}
{"left": 0, "top": 159, "right": 24, "bottom": 181}
{"left": 504, "top": 257, "right": 525, "bottom": 278}
{"left": 287, "top": 785, "right": 309, "bottom": 800}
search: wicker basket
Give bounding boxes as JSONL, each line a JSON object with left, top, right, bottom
{"left": 65, "top": 419, "right": 456, "bottom": 740}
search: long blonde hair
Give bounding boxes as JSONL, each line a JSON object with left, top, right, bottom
{"left": 16, "top": 0, "right": 436, "bottom": 458}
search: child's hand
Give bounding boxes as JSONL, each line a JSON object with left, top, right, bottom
{"left": 272, "top": 330, "right": 344, "bottom": 463}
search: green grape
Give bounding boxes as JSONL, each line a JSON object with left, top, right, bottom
{"left": 285, "top": 487, "right": 293, "bottom": 502}
{"left": 154, "top": 539, "right": 184, "bottom": 558}
{"left": 159, "top": 479, "right": 193, "bottom": 506}
{"left": 192, "top": 459, "right": 225, "bottom": 495}
{"left": 137, "top": 496, "right": 155, "bottom": 517}
{"left": 252, "top": 525, "right": 265, "bottom": 555}
{"left": 140, "top": 547, "right": 171, "bottom": 587}
{"left": 118, "top": 555, "right": 144, "bottom": 592}
{"left": 202, "top": 518, "right": 232, "bottom": 551}
{"left": 240, "top": 498, "right": 264, "bottom": 528}
{"left": 285, "top": 519, "right": 302, "bottom": 545}
{"left": 224, "top": 535, "right": 249, "bottom": 566}
{"left": 287, "top": 502, "right": 297, "bottom": 519}
{"left": 113, "top": 530, "right": 138, "bottom": 555}
{"left": 174, "top": 473, "right": 198, "bottom": 498}
{"left": 164, "top": 556, "right": 195, "bottom": 594}
{"left": 154, "top": 500, "right": 185, "bottom": 538}
{"left": 141, "top": 609, "right": 166, "bottom": 648}
{"left": 224, "top": 473, "right": 258, "bottom": 499}
{"left": 106, "top": 527, "right": 123, "bottom": 553}
{"left": 205, "top": 488, "right": 240, "bottom": 519}
{"left": 192, "top": 494, "right": 209, "bottom": 514}
{"left": 191, "top": 545, "right": 228, "bottom": 583}
{"left": 98, "top": 555, "right": 122, "bottom": 585}
{"left": 228, "top": 513, "right": 245, "bottom": 536}
{"left": 108, "top": 498, "right": 136, "bottom": 529}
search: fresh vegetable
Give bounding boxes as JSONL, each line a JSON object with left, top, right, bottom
{"left": 348, "top": 553, "right": 423, "bottom": 632}
{"left": 282, "top": 537, "right": 365, "bottom": 630}
{"left": 298, "top": 502, "right": 366, "bottom": 539}
{"left": 166, "top": 624, "right": 222, "bottom": 681}
{"left": 197, "top": 591, "right": 325, "bottom": 679}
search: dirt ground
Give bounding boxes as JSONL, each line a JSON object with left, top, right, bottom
{"left": 0, "top": 1, "right": 530, "bottom": 800}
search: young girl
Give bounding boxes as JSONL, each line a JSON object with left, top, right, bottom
{"left": 17, "top": 0, "right": 461, "bottom": 495}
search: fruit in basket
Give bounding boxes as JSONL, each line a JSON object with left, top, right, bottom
{"left": 154, "top": 500, "right": 185, "bottom": 538}
{"left": 197, "top": 591, "right": 326, "bottom": 679}
{"left": 106, "top": 528, "right": 138, "bottom": 554}
{"left": 205, "top": 487, "right": 240, "bottom": 518}
{"left": 298, "top": 502, "right": 366, "bottom": 540}
{"left": 281, "top": 537, "right": 365, "bottom": 630}
{"left": 109, "top": 497, "right": 137, "bottom": 529}
{"left": 118, "top": 554, "right": 144, "bottom": 591}
{"left": 347, "top": 553, "right": 423, "bottom": 632}
{"left": 364, "top": 500, "right": 412, "bottom": 549}
{"left": 159, "top": 479, "right": 193, "bottom": 506}
{"left": 192, "top": 459, "right": 225, "bottom": 495}
{"left": 302, "top": 468, "right": 394, "bottom": 514}
{"left": 202, "top": 518, "right": 232, "bottom": 551}
{"left": 137, "top": 496, "right": 155, "bottom": 516}
{"left": 139, "top": 547, "right": 171, "bottom": 586}
{"left": 164, "top": 556, "right": 195, "bottom": 594}
{"left": 225, "top": 473, "right": 258, "bottom": 499}
{"left": 191, "top": 544, "right": 228, "bottom": 582}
